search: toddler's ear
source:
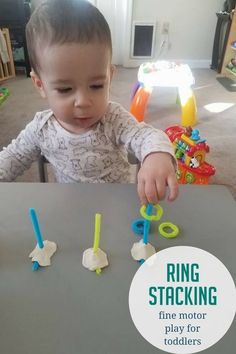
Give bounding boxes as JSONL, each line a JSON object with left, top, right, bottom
{"left": 30, "top": 71, "right": 46, "bottom": 98}
{"left": 110, "top": 64, "right": 116, "bottom": 80}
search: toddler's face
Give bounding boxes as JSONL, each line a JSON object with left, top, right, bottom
{"left": 32, "top": 41, "right": 113, "bottom": 134}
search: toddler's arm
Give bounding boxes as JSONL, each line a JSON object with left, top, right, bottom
{"left": 0, "top": 119, "right": 41, "bottom": 181}
{"left": 105, "top": 103, "right": 178, "bottom": 203}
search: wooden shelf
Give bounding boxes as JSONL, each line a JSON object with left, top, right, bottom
{"left": 221, "top": 6, "right": 236, "bottom": 76}
{"left": 0, "top": 28, "right": 16, "bottom": 82}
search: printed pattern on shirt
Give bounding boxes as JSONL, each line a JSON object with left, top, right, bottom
{"left": 0, "top": 102, "right": 174, "bottom": 182}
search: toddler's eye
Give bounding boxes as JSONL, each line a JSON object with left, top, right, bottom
{"left": 56, "top": 88, "right": 72, "bottom": 93}
{"left": 90, "top": 84, "right": 104, "bottom": 90}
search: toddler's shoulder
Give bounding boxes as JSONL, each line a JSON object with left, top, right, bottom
{"left": 105, "top": 101, "right": 132, "bottom": 122}
{"left": 32, "top": 109, "right": 54, "bottom": 131}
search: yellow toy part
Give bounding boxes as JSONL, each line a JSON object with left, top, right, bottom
{"left": 178, "top": 86, "right": 197, "bottom": 127}
{"left": 158, "top": 222, "right": 180, "bottom": 238}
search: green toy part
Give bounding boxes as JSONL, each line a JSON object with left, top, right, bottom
{"left": 0, "top": 88, "right": 10, "bottom": 105}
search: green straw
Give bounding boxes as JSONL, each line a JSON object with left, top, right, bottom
{"left": 93, "top": 213, "right": 101, "bottom": 253}
{"left": 93, "top": 213, "right": 102, "bottom": 275}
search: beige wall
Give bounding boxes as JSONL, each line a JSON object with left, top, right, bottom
{"left": 31, "top": 0, "right": 225, "bottom": 68}
{"left": 129, "top": 0, "right": 223, "bottom": 67}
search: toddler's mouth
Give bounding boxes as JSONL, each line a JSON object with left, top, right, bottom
{"left": 74, "top": 116, "right": 93, "bottom": 121}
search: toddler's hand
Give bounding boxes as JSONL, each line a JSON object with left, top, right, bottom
{"left": 137, "top": 152, "right": 178, "bottom": 205}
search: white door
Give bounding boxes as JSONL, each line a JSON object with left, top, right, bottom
{"left": 91, "top": 0, "right": 132, "bottom": 65}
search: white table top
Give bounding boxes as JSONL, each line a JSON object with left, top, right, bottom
{"left": 138, "top": 61, "right": 195, "bottom": 87}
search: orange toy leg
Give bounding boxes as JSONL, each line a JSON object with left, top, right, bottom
{"left": 130, "top": 86, "right": 152, "bottom": 122}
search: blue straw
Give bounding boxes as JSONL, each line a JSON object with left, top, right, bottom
{"left": 32, "top": 261, "right": 40, "bottom": 271}
{"left": 146, "top": 203, "right": 153, "bottom": 216}
{"left": 29, "top": 208, "right": 44, "bottom": 249}
{"left": 29, "top": 208, "right": 44, "bottom": 271}
{"left": 143, "top": 203, "right": 153, "bottom": 244}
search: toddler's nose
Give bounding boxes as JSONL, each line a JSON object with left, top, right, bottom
{"left": 74, "top": 91, "right": 91, "bottom": 108}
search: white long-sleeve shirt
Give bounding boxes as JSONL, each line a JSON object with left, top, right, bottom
{"left": 0, "top": 102, "right": 175, "bottom": 182}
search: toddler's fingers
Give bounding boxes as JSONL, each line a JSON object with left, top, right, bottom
{"left": 155, "top": 179, "right": 166, "bottom": 201}
{"left": 167, "top": 174, "right": 179, "bottom": 201}
{"left": 137, "top": 179, "right": 147, "bottom": 205}
{"left": 144, "top": 179, "right": 158, "bottom": 204}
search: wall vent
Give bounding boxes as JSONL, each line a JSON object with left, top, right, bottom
{"left": 131, "top": 22, "right": 156, "bottom": 58}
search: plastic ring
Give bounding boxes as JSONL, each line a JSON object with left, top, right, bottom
{"left": 158, "top": 222, "right": 179, "bottom": 238}
{"left": 140, "top": 204, "right": 163, "bottom": 221}
{"left": 132, "top": 219, "right": 145, "bottom": 235}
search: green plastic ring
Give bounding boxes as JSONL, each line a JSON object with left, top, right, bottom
{"left": 140, "top": 204, "right": 163, "bottom": 221}
{"left": 158, "top": 222, "right": 179, "bottom": 238}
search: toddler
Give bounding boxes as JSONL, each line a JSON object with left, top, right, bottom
{"left": 0, "top": 0, "right": 178, "bottom": 205}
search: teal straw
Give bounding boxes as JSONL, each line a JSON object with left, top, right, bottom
{"left": 32, "top": 261, "right": 40, "bottom": 271}
{"left": 29, "top": 208, "right": 44, "bottom": 249}
{"left": 29, "top": 208, "right": 44, "bottom": 271}
{"left": 143, "top": 203, "right": 153, "bottom": 244}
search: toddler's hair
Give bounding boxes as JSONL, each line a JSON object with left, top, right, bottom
{"left": 26, "top": 0, "right": 112, "bottom": 75}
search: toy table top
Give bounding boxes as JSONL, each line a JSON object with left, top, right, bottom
{"left": 138, "top": 61, "right": 195, "bottom": 88}
{"left": 0, "top": 183, "right": 235, "bottom": 354}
